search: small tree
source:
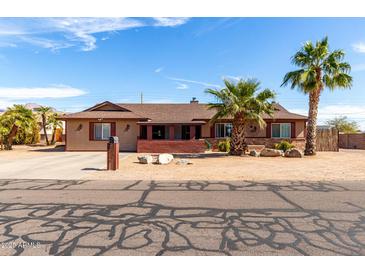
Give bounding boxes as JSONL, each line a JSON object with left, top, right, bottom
{"left": 326, "top": 116, "right": 359, "bottom": 133}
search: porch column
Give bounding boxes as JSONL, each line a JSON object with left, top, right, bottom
{"left": 147, "top": 125, "right": 153, "bottom": 140}
{"left": 190, "top": 125, "right": 196, "bottom": 140}
{"left": 169, "top": 125, "right": 175, "bottom": 140}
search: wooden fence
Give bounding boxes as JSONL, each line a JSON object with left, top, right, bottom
{"left": 339, "top": 133, "right": 365, "bottom": 149}
{"left": 316, "top": 127, "right": 339, "bottom": 152}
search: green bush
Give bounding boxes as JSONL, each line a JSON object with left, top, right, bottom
{"left": 218, "top": 138, "right": 230, "bottom": 152}
{"left": 274, "top": 140, "right": 294, "bottom": 152}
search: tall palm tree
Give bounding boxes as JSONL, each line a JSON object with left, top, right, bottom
{"left": 206, "top": 79, "right": 276, "bottom": 155}
{"left": 36, "top": 106, "right": 52, "bottom": 146}
{"left": 282, "top": 37, "right": 352, "bottom": 155}
{"left": 0, "top": 105, "right": 35, "bottom": 150}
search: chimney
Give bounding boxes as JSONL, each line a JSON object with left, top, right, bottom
{"left": 190, "top": 97, "right": 199, "bottom": 104}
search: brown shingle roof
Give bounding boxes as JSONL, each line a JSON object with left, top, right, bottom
{"left": 60, "top": 101, "right": 307, "bottom": 122}
{"left": 60, "top": 110, "right": 145, "bottom": 120}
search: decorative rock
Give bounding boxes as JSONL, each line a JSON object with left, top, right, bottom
{"left": 137, "top": 155, "right": 153, "bottom": 164}
{"left": 176, "top": 159, "right": 192, "bottom": 165}
{"left": 157, "top": 153, "right": 174, "bottom": 165}
{"left": 249, "top": 150, "right": 260, "bottom": 157}
{"left": 260, "top": 148, "right": 282, "bottom": 157}
{"left": 284, "top": 148, "right": 304, "bottom": 158}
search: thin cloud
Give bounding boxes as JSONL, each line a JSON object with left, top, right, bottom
{"left": 154, "top": 67, "right": 164, "bottom": 73}
{"left": 222, "top": 75, "right": 243, "bottom": 81}
{"left": 352, "top": 42, "right": 365, "bottom": 53}
{"left": 167, "top": 76, "right": 220, "bottom": 88}
{"left": 0, "top": 85, "right": 87, "bottom": 99}
{"left": 351, "top": 63, "right": 365, "bottom": 72}
{"left": 176, "top": 83, "right": 189, "bottom": 90}
{"left": 0, "top": 18, "right": 190, "bottom": 52}
{"left": 153, "top": 17, "right": 190, "bottom": 27}
{"left": 289, "top": 104, "right": 365, "bottom": 130}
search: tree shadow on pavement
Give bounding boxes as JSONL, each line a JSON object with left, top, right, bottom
{"left": 0, "top": 179, "right": 364, "bottom": 255}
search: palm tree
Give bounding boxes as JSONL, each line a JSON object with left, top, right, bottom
{"left": 0, "top": 105, "right": 36, "bottom": 150}
{"left": 206, "top": 79, "right": 276, "bottom": 155}
{"left": 48, "top": 112, "right": 63, "bottom": 144}
{"left": 281, "top": 37, "right": 352, "bottom": 155}
{"left": 36, "top": 106, "right": 52, "bottom": 146}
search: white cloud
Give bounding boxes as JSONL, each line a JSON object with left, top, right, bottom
{"left": 289, "top": 104, "right": 365, "bottom": 130}
{"left": 0, "top": 85, "right": 87, "bottom": 99}
{"left": 0, "top": 18, "right": 189, "bottom": 52}
{"left": 155, "top": 67, "right": 164, "bottom": 73}
{"left": 352, "top": 42, "right": 365, "bottom": 53}
{"left": 153, "top": 17, "right": 190, "bottom": 27}
{"left": 176, "top": 83, "right": 189, "bottom": 90}
{"left": 222, "top": 75, "right": 243, "bottom": 81}
{"left": 167, "top": 76, "right": 220, "bottom": 88}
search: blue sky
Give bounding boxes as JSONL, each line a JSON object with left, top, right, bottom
{"left": 1, "top": 17, "right": 365, "bottom": 128}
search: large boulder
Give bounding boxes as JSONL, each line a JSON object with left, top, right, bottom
{"left": 284, "top": 148, "right": 304, "bottom": 158}
{"left": 137, "top": 155, "right": 153, "bottom": 164}
{"left": 260, "top": 148, "right": 282, "bottom": 157}
{"left": 249, "top": 150, "right": 260, "bottom": 157}
{"left": 157, "top": 153, "right": 174, "bottom": 165}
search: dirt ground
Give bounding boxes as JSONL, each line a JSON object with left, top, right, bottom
{"left": 86, "top": 149, "right": 365, "bottom": 182}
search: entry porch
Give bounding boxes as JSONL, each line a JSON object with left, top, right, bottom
{"left": 136, "top": 123, "right": 207, "bottom": 153}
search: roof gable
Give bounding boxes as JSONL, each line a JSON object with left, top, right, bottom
{"left": 84, "top": 101, "right": 131, "bottom": 112}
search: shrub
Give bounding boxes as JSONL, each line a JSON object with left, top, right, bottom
{"left": 205, "top": 139, "right": 212, "bottom": 150}
{"left": 274, "top": 140, "right": 294, "bottom": 152}
{"left": 218, "top": 138, "right": 230, "bottom": 152}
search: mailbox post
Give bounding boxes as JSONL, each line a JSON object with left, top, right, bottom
{"left": 107, "top": 136, "right": 119, "bottom": 170}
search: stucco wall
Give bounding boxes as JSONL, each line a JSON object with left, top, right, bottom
{"left": 201, "top": 123, "right": 211, "bottom": 138}
{"left": 66, "top": 119, "right": 139, "bottom": 151}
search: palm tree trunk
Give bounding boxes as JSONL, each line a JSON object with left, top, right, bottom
{"left": 305, "top": 89, "right": 321, "bottom": 156}
{"left": 51, "top": 127, "right": 56, "bottom": 144}
{"left": 42, "top": 114, "right": 49, "bottom": 146}
{"left": 230, "top": 117, "right": 247, "bottom": 156}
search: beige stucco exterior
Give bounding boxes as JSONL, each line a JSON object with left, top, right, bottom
{"left": 65, "top": 119, "right": 306, "bottom": 151}
{"left": 66, "top": 119, "right": 139, "bottom": 151}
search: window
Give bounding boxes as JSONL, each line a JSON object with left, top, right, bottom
{"left": 181, "top": 125, "right": 190, "bottom": 140}
{"left": 215, "top": 123, "right": 232, "bottom": 138}
{"left": 94, "top": 123, "right": 111, "bottom": 140}
{"left": 271, "top": 123, "right": 291, "bottom": 138}
{"left": 152, "top": 125, "right": 165, "bottom": 140}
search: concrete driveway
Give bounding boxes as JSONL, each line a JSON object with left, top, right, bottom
{"left": 0, "top": 179, "right": 364, "bottom": 255}
{"left": 0, "top": 149, "right": 130, "bottom": 180}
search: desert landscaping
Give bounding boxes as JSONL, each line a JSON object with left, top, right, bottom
{"left": 86, "top": 149, "right": 365, "bottom": 182}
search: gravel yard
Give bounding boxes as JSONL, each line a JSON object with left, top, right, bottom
{"left": 86, "top": 149, "right": 365, "bottom": 182}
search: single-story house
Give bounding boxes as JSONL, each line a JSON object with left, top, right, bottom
{"left": 60, "top": 99, "right": 308, "bottom": 153}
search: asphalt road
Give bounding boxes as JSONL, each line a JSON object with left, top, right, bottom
{"left": 0, "top": 151, "right": 130, "bottom": 180}
{"left": 0, "top": 179, "right": 364, "bottom": 255}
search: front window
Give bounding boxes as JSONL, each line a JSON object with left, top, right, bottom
{"left": 94, "top": 123, "right": 111, "bottom": 140}
{"left": 272, "top": 123, "right": 291, "bottom": 138}
{"left": 215, "top": 123, "right": 232, "bottom": 138}
{"left": 152, "top": 125, "right": 165, "bottom": 140}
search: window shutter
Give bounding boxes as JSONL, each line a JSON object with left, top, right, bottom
{"left": 89, "top": 122, "right": 94, "bottom": 141}
{"left": 111, "top": 122, "right": 116, "bottom": 136}
{"left": 291, "top": 122, "right": 296, "bottom": 138}
{"left": 210, "top": 124, "right": 215, "bottom": 138}
{"left": 266, "top": 122, "right": 271, "bottom": 138}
